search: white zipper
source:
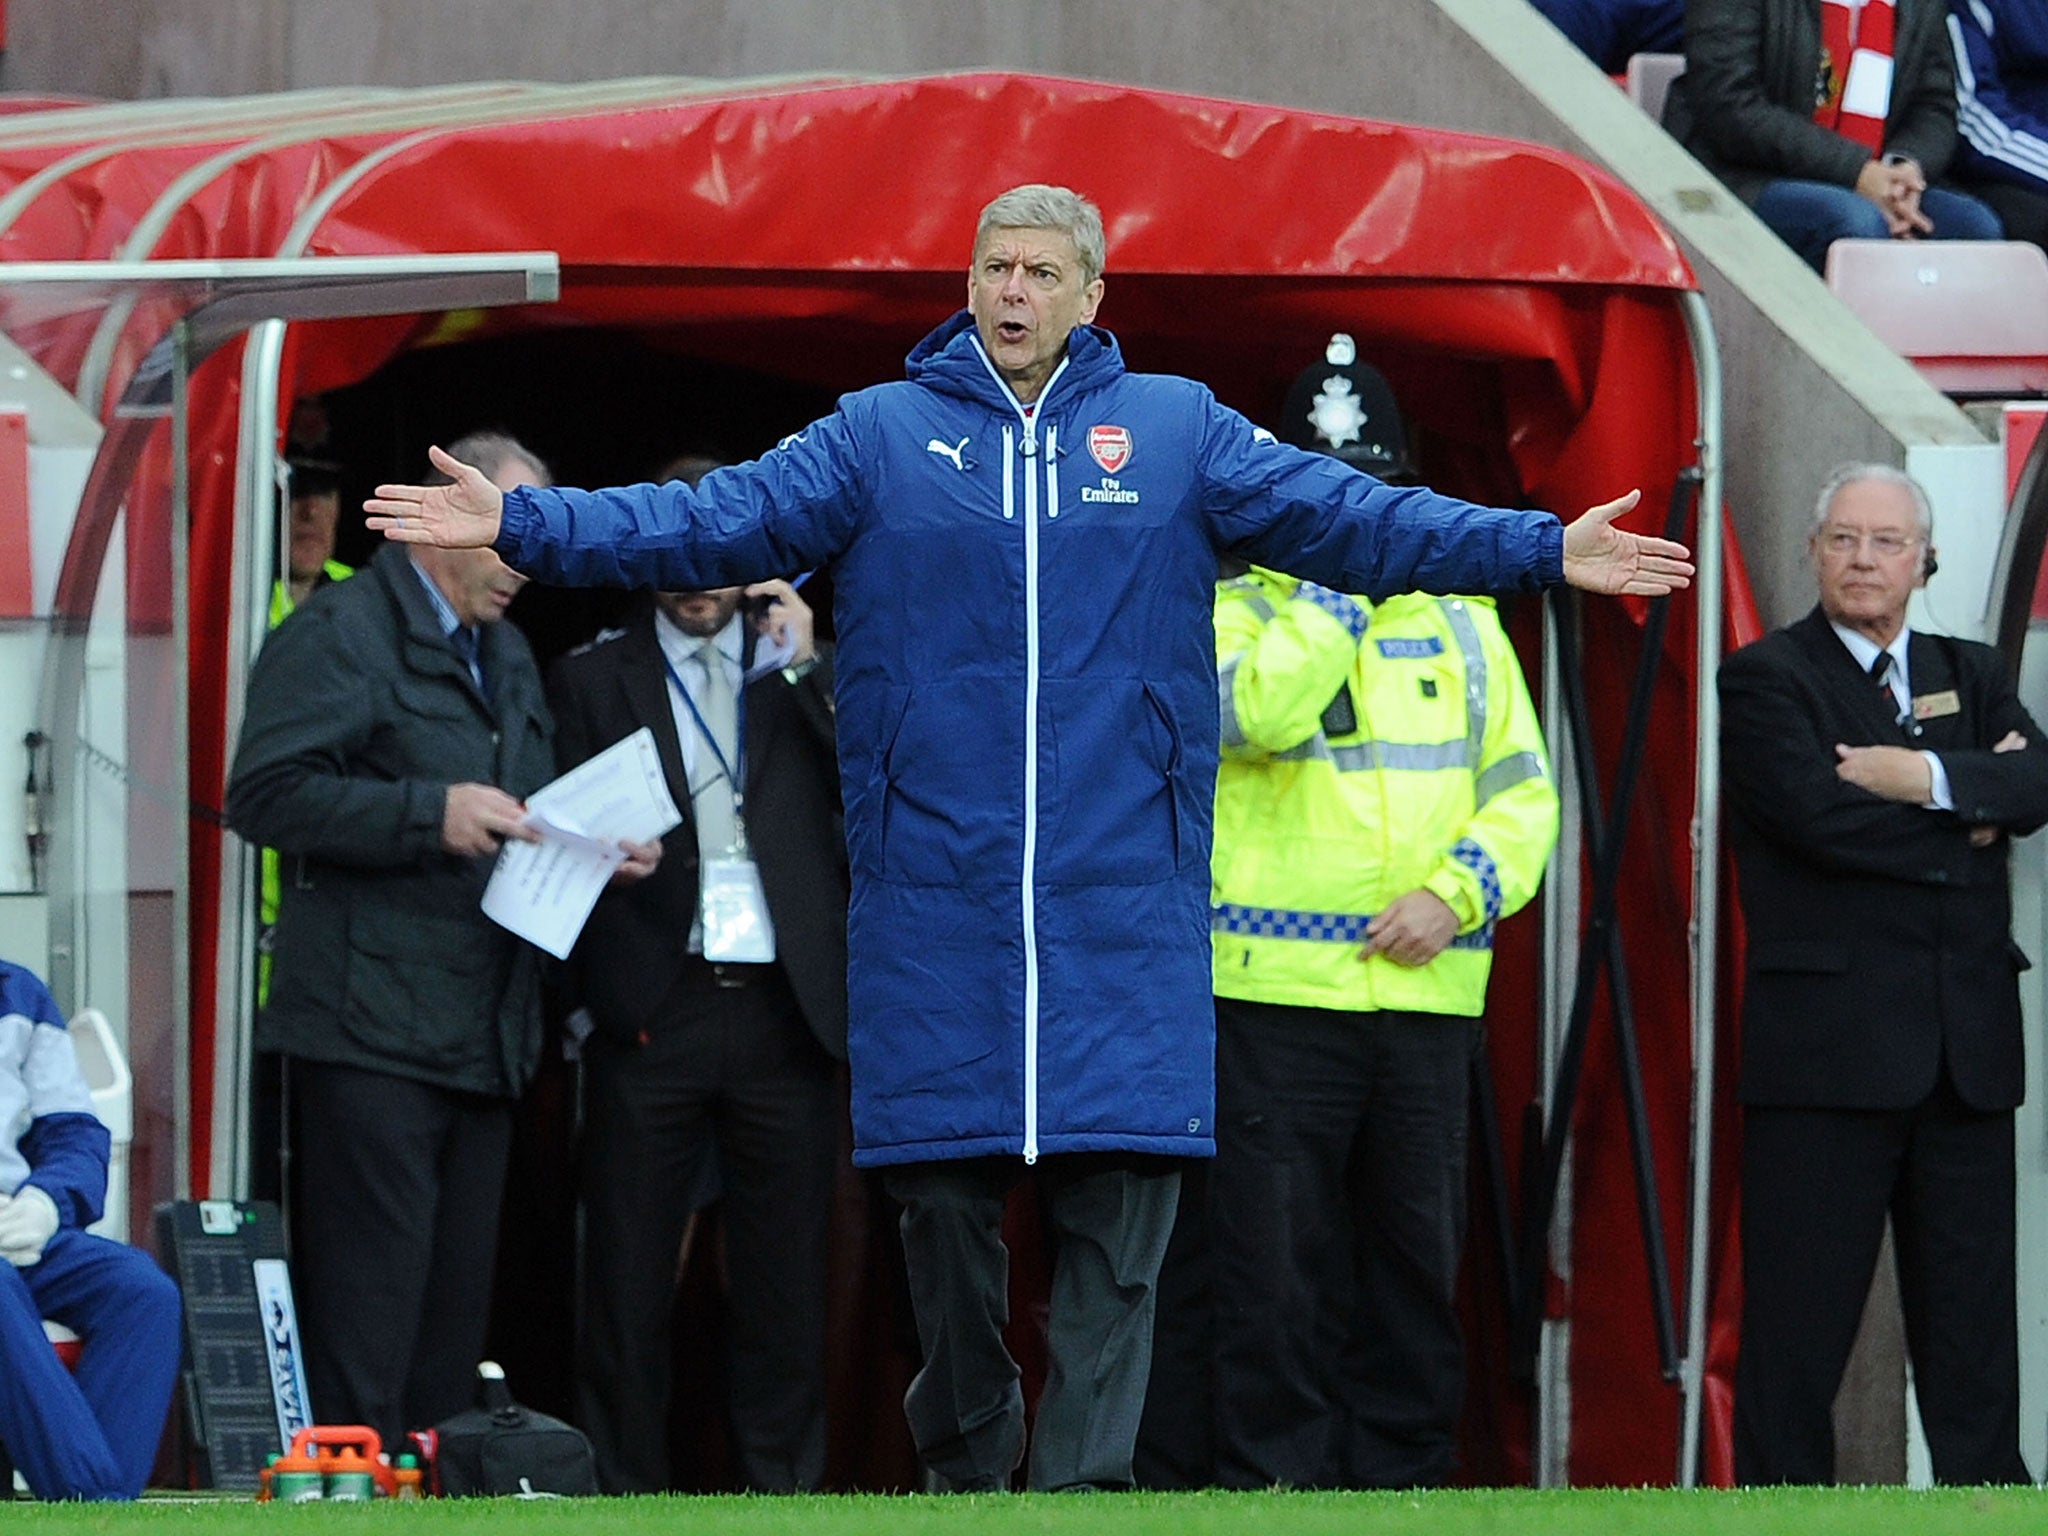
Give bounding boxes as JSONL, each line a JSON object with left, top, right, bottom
{"left": 970, "top": 339, "right": 1070, "bottom": 1165}
{"left": 1020, "top": 415, "right": 1041, "bottom": 1165}
{"left": 1001, "top": 426, "right": 1015, "bottom": 519}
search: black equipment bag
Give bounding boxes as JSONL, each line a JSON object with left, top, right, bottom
{"left": 431, "top": 1362, "right": 597, "bottom": 1497}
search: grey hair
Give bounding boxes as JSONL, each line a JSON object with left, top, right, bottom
{"left": 975, "top": 184, "right": 1107, "bottom": 284}
{"left": 1810, "top": 462, "right": 1933, "bottom": 540}
{"left": 429, "top": 430, "right": 551, "bottom": 490}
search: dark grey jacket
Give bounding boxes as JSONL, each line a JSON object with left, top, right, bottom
{"left": 226, "top": 544, "right": 555, "bottom": 1098}
{"left": 1665, "top": 0, "right": 1961, "bottom": 204}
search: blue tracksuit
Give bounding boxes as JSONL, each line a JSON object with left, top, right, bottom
{"left": 0, "top": 961, "right": 181, "bottom": 1500}
{"left": 1951, "top": 0, "right": 2048, "bottom": 194}
{"left": 495, "top": 312, "right": 1561, "bottom": 1170}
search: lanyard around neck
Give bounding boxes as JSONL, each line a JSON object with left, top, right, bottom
{"left": 659, "top": 646, "right": 746, "bottom": 813}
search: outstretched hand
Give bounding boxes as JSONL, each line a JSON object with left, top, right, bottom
{"left": 1560, "top": 490, "right": 1694, "bottom": 597}
{"left": 365, "top": 445, "right": 505, "bottom": 549}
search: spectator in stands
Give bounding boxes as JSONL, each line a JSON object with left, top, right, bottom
{"left": 0, "top": 958, "right": 181, "bottom": 1501}
{"left": 1948, "top": 0, "right": 2048, "bottom": 250}
{"left": 1665, "top": 0, "right": 2004, "bottom": 271}
{"left": 551, "top": 455, "right": 848, "bottom": 1494}
{"left": 1529, "top": 0, "right": 1683, "bottom": 74}
{"left": 1720, "top": 464, "right": 2042, "bottom": 1484}
{"left": 365, "top": 184, "right": 1690, "bottom": 1493}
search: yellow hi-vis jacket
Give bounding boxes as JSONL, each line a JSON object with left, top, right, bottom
{"left": 1212, "top": 569, "right": 1559, "bottom": 1016}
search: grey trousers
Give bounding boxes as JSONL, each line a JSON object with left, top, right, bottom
{"left": 884, "top": 1153, "right": 1181, "bottom": 1491}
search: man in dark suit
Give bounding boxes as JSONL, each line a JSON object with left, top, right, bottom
{"left": 548, "top": 521, "right": 847, "bottom": 1493}
{"left": 1720, "top": 462, "right": 2048, "bottom": 1485}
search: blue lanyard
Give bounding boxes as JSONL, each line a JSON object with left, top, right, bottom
{"left": 660, "top": 648, "right": 747, "bottom": 818}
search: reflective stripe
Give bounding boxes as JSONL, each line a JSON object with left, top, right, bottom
{"left": 1211, "top": 902, "right": 1495, "bottom": 951}
{"left": 1218, "top": 654, "right": 1247, "bottom": 748}
{"left": 1475, "top": 749, "right": 1545, "bottom": 808}
{"left": 1335, "top": 740, "right": 1470, "bottom": 772}
{"left": 1218, "top": 577, "right": 1276, "bottom": 623}
{"left": 1450, "top": 836, "right": 1503, "bottom": 923}
{"left": 1295, "top": 581, "right": 1368, "bottom": 641}
{"left": 1277, "top": 737, "right": 1469, "bottom": 771}
{"left": 1274, "top": 735, "right": 1333, "bottom": 764}
{"left": 1436, "top": 597, "right": 1487, "bottom": 772}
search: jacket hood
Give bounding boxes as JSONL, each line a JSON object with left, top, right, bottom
{"left": 905, "top": 309, "right": 1126, "bottom": 410}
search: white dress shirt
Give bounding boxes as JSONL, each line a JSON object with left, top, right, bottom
{"left": 1828, "top": 619, "right": 1954, "bottom": 810}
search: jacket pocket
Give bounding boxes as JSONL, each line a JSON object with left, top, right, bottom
{"left": 878, "top": 680, "right": 1021, "bottom": 887}
{"left": 1038, "top": 677, "right": 1181, "bottom": 887}
{"left": 1746, "top": 939, "right": 1848, "bottom": 974}
{"left": 341, "top": 905, "right": 499, "bottom": 1069}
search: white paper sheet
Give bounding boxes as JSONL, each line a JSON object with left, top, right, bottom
{"left": 481, "top": 726, "right": 682, "bottom": 960}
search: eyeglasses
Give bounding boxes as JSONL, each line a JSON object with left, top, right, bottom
{"left": 1817, "top": 527, "right": 1922, "bottom": 559}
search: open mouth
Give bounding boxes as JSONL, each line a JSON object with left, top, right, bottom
{"left": 996, "top": 320, "right": 1030, "bottom": 345}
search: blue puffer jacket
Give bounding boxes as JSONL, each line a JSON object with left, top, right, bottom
{"left": 1, "top": 961, "right": 110, "bottom": 1227}
{"left": 497, "top": 312, "right": 1561, "bottom": 1168}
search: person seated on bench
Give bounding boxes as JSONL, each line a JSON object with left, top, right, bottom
{"left": 0, "top": 959, "right": 180, "bottom": 1500}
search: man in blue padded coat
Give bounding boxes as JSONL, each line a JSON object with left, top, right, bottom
{"left": 368, "top": 184, "right": 1691, "bottom": 1492}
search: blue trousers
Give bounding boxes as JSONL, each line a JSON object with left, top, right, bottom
{"left": 0, "top": 1227, "right": 181, "bottom": 1500}
{"left": 1754, "top": 177, "right": 2005, "bottom": 272}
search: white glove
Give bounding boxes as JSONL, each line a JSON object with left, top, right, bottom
{"left": 0, "top": 1185, "right": 60, "bottom": 1267}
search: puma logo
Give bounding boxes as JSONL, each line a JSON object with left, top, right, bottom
{"left": 926, "top": 436, "right": 970, "bottom": 471}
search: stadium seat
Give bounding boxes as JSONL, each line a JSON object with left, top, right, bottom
{"left": 1625, "top": 52, "right": 1686, "bottom": 122}
{"left": 1824, "top": 238, "right": 2048, "bottom": 397}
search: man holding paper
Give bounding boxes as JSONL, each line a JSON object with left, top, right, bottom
{"left": 547, "top": 460, "right": 849, "bottom": 1493}
{"left": 226, "top": 431, "right": 591, "bottom": 1449}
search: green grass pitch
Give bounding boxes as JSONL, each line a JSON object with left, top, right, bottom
{"left": 9, "top": 1488, "right": 2048, "bottom": 1534}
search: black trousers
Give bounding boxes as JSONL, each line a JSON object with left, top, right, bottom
{"left": 575, "top": 958, "right": 839, "bottom": 1493}
{"left": 288, "top": 1060, "right": 512, "bottom": 1449}
{"left": 1959, "top": 178, "right": 2048, "bottom": 250}
{"left": 1152, "top": 998, "right": 1478, "bottom": 1490}
{"left": 1734, "top": 1079, "right": 2030, "bottom": 1486}
{"left": 884, "top": 1152, "right": 1180, "bottom": 1492}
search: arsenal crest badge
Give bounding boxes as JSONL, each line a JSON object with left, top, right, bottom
{"left": 1088, "top": 424, "right": 1133, "bottom": 474}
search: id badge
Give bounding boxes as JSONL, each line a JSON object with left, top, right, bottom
{"left": 702, "top": 855, "right": 775, "bottom": 962}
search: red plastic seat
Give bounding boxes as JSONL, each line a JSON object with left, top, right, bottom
{"left": 1824, "top": 238, "right": 2048, "bottom": 396}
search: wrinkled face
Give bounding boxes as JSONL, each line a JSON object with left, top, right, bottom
{"left": 1811, "top": 477, "right": 1929, "bottom": 642}
{"left": 656, "top": 587, "right": 745, "bottom": 638}
{"left": 288, "top": 490, "right": 340, "bottom": 580}
{"left": 967, "top": 225, "right": 1104, "bottom": 404}
{"left": 440, "top": 547, "right": 528, "bottom": 627}
{"left": 419, "top": 456, "right": 540, "bottom": 625}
